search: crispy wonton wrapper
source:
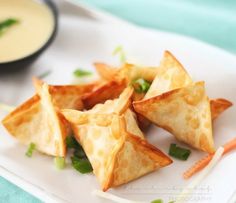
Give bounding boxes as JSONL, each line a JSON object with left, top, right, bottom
{"left": 82, "top": 80, "right": 126, "bottom": 109}
{"left": 88, "top": 86, "right": 144, "bottom": 138}
{"left": 143, "top": 51, "right": 232, "bottom": 119}
{"left": 94, "top": 62, "right": 158, "bottom": 84}
{"left": 144, "top": 51, "right": 192, "bottom": 99}
{"left": 61, "top": 111, "right": 172, "bottom": 191}
{"left": 88, "top": 86, "right": 133, "bottom": 115}
{"left": 94, "top": 63, "right": 119, "bottom": 81}
{"left": 210, "top": 98, "right": 233, "bottom": 120}
{"left": 2, "top": 83, "right": 67, "bottom": 156}
{"left": 33, "top": 77, "right": 96, "bottom": 110}
{"left": 62, "top": 87, "right": 172, "bottom": 190}
{"left": 2, "top": 79, "right": 98, "bottom": 156}
{"left": 134, "top": 81, "right": 215, "bottom": 153}
{"left": 134, "top": 51, "right": 232, "bottom": 152}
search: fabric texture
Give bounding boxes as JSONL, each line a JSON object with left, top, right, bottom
{"left": 1, "top": 0, "right": 235, "bottom": 202}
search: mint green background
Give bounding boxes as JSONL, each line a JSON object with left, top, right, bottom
{"left": 83, "top": 0, "right": 236, "bottom": 53}
{"left": 1, "top": 0, "right": 236, "bottom": 202}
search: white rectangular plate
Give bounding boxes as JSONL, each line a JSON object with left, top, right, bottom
{"left": 0, "top": 1, "right": 236, "bottom": 202}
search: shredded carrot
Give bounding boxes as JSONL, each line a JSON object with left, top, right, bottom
{"left": 183, "top": 137, "right": 236, "bottom": 179}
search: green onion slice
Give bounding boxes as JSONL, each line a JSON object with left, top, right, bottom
{"left": 112, "top": 45, "right": 126, "bottom": 63}
{"left": 65, "top": 136, "right": 81, "bottom": 149}
{"left": 0, "top": 18, "right": 19, "bottom": 36}
{"left": 54, "top": 157, "right": 66, "bottom": 170}
{"left": 73, "top": 149, "right": 87, "bottom": 159}
{"left": 132, "top": 78, "right": 151, "bottom": 93}
{"left": 73, "top": 69, "right": 92, "bottom": 77}
{"left": 37, "top": 70, "right": 52, "bottom": 79}
{"left": 169, "top": 143, "right": 191, "bottom": 160}
{"left": 71, "top": 156, "right": 93, "bottom": 174}
{"left": 25, "top": 143, "right": 36, "bottom": 157}
{"left": 66, "top": 136, "right": 87, "bottom": 158}
{"left": 151, "top": 199, "right": 163, "bottom": 203}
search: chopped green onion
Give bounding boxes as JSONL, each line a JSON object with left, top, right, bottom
{"left": 169, "top": 143, "right": 191, "bottom": 160}
{"left": 25, "top": 143, "right": 36, "bottom": 157}
{"left": 112, "top": 45, "right": 126, "bottom": 63}
{"left": 74, "top": 149, "right": 87, "bottom": 159}
{"left": 151, "top": 199, "right": 163, "bottom": 203}
{"left": 132, "top": 78, "right": 151, "bottom": 93}
{"left": 37, "top": 70, "right": 52, "bottom": 79}
{"left": 66, "top": 136, "right": 86, "bottom": 157}
{"left": 66, "top": 136, "right": 92, "bottom": 173}
{"left": 65, "top": 136, "right": 81, "bottom": 149}
{"left": 0, "top": 18, "right": 19, "bottom": 36}
{"left": 71, "top": 156, "right": 93, "bottom": 174}
{"left": 54, "top": 157, "right": 66, "bottom": 169}
{"left": 73, "top": 69, "right": 92, "bottom": 77}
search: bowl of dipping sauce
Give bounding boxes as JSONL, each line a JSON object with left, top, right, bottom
{"left": 0, "top": 0, "right": 57, "bottom": 72}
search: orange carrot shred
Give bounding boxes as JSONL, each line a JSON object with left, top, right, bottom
{"left": 183, "top": 137, "right": 236, "bottom": 179}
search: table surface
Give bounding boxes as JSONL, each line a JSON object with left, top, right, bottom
{"left": 1, "top": 0, "right": 236, "bottom": 202}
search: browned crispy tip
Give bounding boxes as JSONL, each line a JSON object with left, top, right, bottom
{"left": 82, "top": 80, "right": 126, "bottom": 109}
{"left": 94, "top": 62, "right": 118, "bottom": 81}
{"left": 210, "top": 98, "right": 233, "bottom": 120}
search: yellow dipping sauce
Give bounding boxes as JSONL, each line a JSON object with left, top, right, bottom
{"left": 0, "top": 0, "right": 54, "bottom": 62}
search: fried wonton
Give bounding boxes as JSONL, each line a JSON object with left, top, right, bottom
{"left": 2, "top": 79, "right": 98, "bottom": 156}
{"left": 2, "top": 83, "right": 67, "bottom": 156}
{"left": 143, "top": 51, "right": 232, "bottom": 120}
{"left": 134, "top": 81, "right": 215, "bottom": 153}
{"left": 88, "top": 86, "right": 144, "bottom": 138}
{"left": 61, "top": 111, "right": 172, "bottom": 191}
